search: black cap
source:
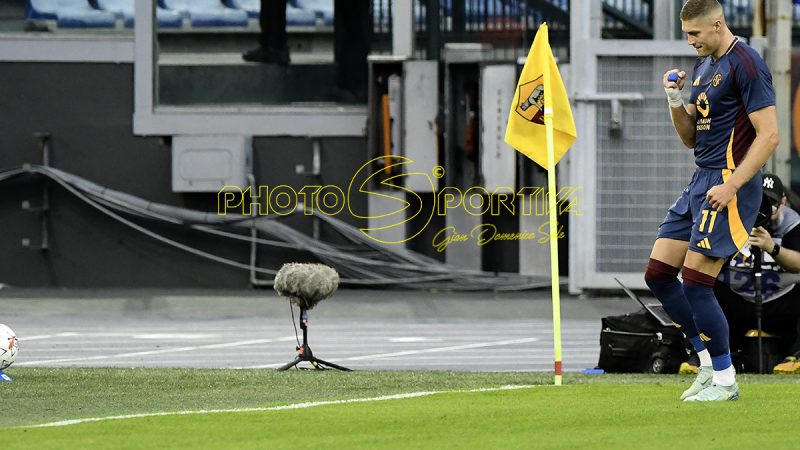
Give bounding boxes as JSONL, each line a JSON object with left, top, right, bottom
{"left": 762, "top": 173, "right": 785, "bottom": 207}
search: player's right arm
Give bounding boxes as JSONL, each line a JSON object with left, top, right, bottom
{"left": 663, "top": 69, "right": 696, "bottom": 148}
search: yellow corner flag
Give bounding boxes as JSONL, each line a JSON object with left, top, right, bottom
{"left": 504, "top": 23, "right": 576, "bottom": 168}
{"left": 504, "top": 23, "right": 576, "bottom": 387}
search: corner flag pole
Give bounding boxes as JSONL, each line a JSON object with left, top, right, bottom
{"left": 505, "top": 23, "right": 574, "bottom": 386}
{"left": 542, "top": 45, "right": 563, "bottom": 387}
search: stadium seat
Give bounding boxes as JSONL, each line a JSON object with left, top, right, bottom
{"left": 160, "top": 0, "right": 248, "bottom": 27}
{"left": 92, "top": 0, "right": 183, "bottom": 28}
{"left": 224, "top": 0, "right": 260, "bottom": 18}
{"left": 26, "top": 0, "right": 58, "bottom": 20}
{"left": 27, "top": 0, "right": 116, "bottom": 27}
{"left": 289, "top": 5, "right": 318, "bottom": 26}
{"left": 55, "top": 0, "right": 117, "bottom": 28}
{"left": 225, "top": 0, "right": 316, "bottom": 26}
{"left": 292, "top": 0, "right": 333, "bottom": 26}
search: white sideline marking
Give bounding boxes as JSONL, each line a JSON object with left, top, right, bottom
{"left": 346, "top": 338, "right": 541, "bottom": 361}
{"left": 16, "top": 337, "right": 297, "bottom": 366}
{"left": 22, "top": 385, "right": 537, "bottom": 429}
{"left": 132, "top": 333, "right": 216, "bottom": 340}
{"left": 243, "top": 337, "right": 540, "bottom": 369}
{"left": 21, "top": 332, "right": 80, "bottom": 341}
{"left": 389, "top": 337, "right": 440, "bottom": 343}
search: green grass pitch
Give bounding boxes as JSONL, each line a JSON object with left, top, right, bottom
{"left": 4, "top": 368, "right": 800, "bottom": 449}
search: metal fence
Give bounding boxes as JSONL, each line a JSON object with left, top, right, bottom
{"left": 371, "top": 0, "right": 800, "bottom": 62}
{"left": 594, "top": 54, "right": 697, "bottom": 274}
{"left": 371, "top": 0, "right": 567, "bottom": 60}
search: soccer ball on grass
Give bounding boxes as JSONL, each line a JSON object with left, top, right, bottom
{"left": 0, "top": 324, "right": 18, "bottom": 371}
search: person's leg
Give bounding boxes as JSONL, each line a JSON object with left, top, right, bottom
{"left": 334, "top": 0, "right": 370, "bottom": 96}
{"left": 245, "top": 0, "right": 289, "bottom": 64}
{"left": 645, "top": 238, "right": 713, "bottom": 398}
{"left": 682, "top": 250, "right": 739, "bottom": 401}
{"left": 645, "top": 239, "right": 700, "bottom": 338}
{"left": 682, "top": 254, "right": 729, "bottom": 369}
{"left": 683, "top": 169, "right": 762, "bottom": 401}
{"left": 263, "top": 0, "right": 288, "bottom": 52}
{"left": 713, "top": 281, "right": 752, "bottom": 358}
{"left": 647, "top": 175, "right": 716, "bottom": 397}
{"left": 258, "top": 0, "right": 270, "bottom": 49}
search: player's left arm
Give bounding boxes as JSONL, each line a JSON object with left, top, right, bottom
{"left": 706, "top": 105, "right": 779, "bottom": 211}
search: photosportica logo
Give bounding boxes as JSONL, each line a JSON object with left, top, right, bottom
{"left": 218, "top": 155, "right": 582, "bottom": 245}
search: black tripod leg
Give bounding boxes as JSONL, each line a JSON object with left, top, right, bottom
{"left": 312, "top": 357, "right": 352, "bottom": 371}
{"left": 277, "top": 356, "right": 303, "bottom": 371}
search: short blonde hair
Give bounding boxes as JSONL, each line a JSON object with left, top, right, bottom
{"left": 680, "top": 0, "right": 723, "bottom": 22}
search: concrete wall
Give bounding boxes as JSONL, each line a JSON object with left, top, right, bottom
{"left": 0, "top": 62, "right": 367, "bottom": 287}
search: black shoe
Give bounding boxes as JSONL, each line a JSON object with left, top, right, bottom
{"left": 242, "top": 47, "right": 290, "bottom": 66}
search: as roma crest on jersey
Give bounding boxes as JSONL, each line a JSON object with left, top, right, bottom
{"left": 515, "top": 75, "right": 545, "bottom": 124}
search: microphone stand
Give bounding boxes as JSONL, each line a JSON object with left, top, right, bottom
{"left": 278, "top": 305, "right": 351, "bottom": 371}
{"left": 751, "top": 246, "right": 765, "bottom": 374}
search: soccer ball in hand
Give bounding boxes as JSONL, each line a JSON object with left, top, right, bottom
{"left": 0, "top": 324, "right": 18, "bottom": 371}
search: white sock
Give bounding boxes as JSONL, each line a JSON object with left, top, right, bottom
{"left": 713, "top": 365, "right": 736, "bottom": 386}
{"left": 697, "top": 349, "right": 712, "bottom": 367}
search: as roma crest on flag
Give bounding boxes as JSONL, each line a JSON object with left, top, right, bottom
{"left": 515, "top": 75, "right": 545, "bottom": 124}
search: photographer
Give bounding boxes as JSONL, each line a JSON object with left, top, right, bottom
{"left": 714, "top": 173, "right": 800, "bottom": 374}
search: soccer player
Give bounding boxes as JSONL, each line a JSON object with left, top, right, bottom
{"left": 644, "top": 0, "right": 778, "bottom": 401}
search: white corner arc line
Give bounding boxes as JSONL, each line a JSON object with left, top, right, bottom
{"left": 20, "top": 385, "right": 538, "bottom": 429}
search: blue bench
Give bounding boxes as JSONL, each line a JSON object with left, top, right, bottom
{"left": 293, "top": 0, "right": 333, "bottom": 26}
{"left": 225, "top": 0, "right": 317, "bottom": 26}
{"left": 26, "top": 0, "right": 58, "bottom": 20}
{"left": 92, "top": 0, "right": 183, "bottom": 28}
{"left": 159, "top": 0, "right": 249, "bottom": 27}
{"left": 27, "top": 0, "right": 117, "bottom": 28}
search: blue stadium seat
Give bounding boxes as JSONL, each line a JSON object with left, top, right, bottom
{"left": 224, "top": 0, "right": 260, "bottom": 19}
{"left": 286, "top": 5, "right": 317, "bottom": 26}
{"left": 225, "top": 0, "right": 316, "bottom": 26}
{"left": 160, "top": 0, "right": 248, "bottom": 27}
{"left": 92, "top": 0, "right": 182, "bottom": 28}
{"left": 55, "top": 1, "right": 116, "bottom": 28}
{"left": 293, "top": 0, "right": 332, "bottom": 26}
{"left": 26, "top": 0, "right": 58, "bottom": 20}
{"left": 28, "top": 0, "right": 116, "bottom": 27}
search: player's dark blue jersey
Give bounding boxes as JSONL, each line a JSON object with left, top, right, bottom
{"left": 688, "top": 39, "right": 775, "bottom": 169}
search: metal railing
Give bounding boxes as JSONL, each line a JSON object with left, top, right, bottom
{"left": 371, "top": 0, "right": 566, "bottom": 60}
{"left": 371, "top": 0, "right": 800, "bottom": 62}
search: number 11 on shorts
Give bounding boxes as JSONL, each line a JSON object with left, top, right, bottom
{"left": 699, "top": 209, "right": 717, "bottom": 233}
